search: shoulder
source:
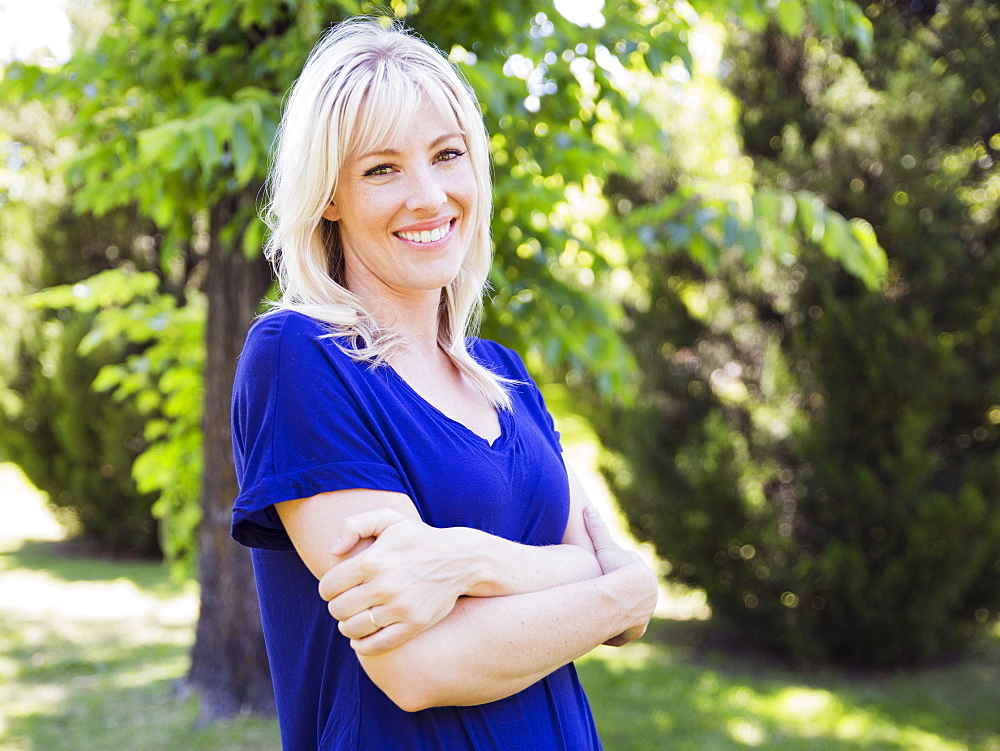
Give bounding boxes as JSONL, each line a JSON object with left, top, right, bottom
{"left": 244, "top": 309, "right": 329, "bottom": 350}
{"left": 240, "top": 309, "right": 352, "bottom": 368}
{"left": 235, "top": 310, "right": 362, "bottom": 404}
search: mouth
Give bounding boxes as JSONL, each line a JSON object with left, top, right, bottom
{"left": 393, "top": 219, "right": 454, "bottom": 245}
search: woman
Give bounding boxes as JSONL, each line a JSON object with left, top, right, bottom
{"left": 231, "top": 17, "right": 658, "bottom": 750}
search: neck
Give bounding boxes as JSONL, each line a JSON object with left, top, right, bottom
{"left": 348, "top": 277, "right": 445, "bottom": 356}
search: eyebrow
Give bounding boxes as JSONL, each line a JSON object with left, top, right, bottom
{"left": 357, "top": 132, "right": 465, "bottom": 162}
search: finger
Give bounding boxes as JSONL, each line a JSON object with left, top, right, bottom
{"left": 337, "top": 605, "right": 389, "bottom": 640}
{"left": 583, "top": 506, "right": 620, "bottom": 552}
{"left": 331, "top": 508, "right": 406, "bottom": 556}
{"left": 350, "top": 622, "right": 416, "bottom": 656}
{"left": 325, "top": 583, "right": 384, "bottom": 622}
{"left": 318, "top": 559, "right": 367, "bottom": 602}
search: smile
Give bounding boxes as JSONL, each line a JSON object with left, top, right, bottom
{"left": 394, "top": 220, "right": 453, "bottom": 244}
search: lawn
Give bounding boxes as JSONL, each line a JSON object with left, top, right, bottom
{"left": 2, "top": 457, "right": 998, "bottom": 750}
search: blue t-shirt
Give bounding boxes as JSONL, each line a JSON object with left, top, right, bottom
{"left": 231, "top": 310, "right": 602, "bottom": 751}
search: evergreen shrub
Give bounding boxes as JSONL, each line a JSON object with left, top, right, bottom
{"left": 1, "top": 205, "right": 160, "bottom": 555}
{"left": 590, "top": 1, "right": 1000, "bottom": 665}
{"left": 3, "top": 310, "right": 157, "bottom": 554}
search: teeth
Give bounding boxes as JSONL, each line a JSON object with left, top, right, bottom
{"left": 397, "top": 222, "right": 450, "bottom": 243}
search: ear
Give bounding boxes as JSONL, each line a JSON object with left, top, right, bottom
{"left": 321, "top": 201, "right": 340, "bottom": 222}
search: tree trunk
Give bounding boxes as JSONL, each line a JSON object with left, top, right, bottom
{"left": 186, "top": 193, "right": 275, "bottom": 721}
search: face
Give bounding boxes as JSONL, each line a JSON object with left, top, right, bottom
{"left": 323, "top": 102, "right": 478, "bottom": 308}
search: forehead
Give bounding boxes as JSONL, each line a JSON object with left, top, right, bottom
{"left": 353, "top": 104, "right": 465, "bottom": 161}
{"left": 344, "top": 79, "right": 464, "bottom": 161}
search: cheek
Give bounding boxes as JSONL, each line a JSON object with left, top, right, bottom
{"left": 455, "top": 170, "right": 480, "bottom": 214}
{"left": 343, "top": 189, "right": 395, "bottom": 231}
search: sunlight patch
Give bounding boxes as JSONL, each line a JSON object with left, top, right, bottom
{"left": 727, "top": 718, "right": 766, "bottom": 746}
{"left": 775, "top": 687, "right": 835, "bottom": 720}
{"left": 0, "top": 570, "right": 196, "bottom": 630}
{"left": 0, "top": 464, "right": 67, "bottom": 546}
{"left": 111, "top": 655, "right": 188, "bottom": 690}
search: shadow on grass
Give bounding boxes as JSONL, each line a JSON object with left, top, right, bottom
{"left": 3, "top": 537, "right": 184, "bottom": 597}
{"left": 4, "top": 533, "right": 998, "bottom": 750}
{"left": 0, "top": 616, "right": 187, "bottom": 685}
{"left": 0, "top": 538, "right": 280, "bottom": 751}
{"left": 578, "top": 616, "right": 1000, "bottom": 751}
{"left": 5, "top": 661, "right": 278, "bottom": 751}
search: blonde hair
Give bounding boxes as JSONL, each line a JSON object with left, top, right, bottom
{"left": 263, "top": 18, "right": 512, "bottom": 409}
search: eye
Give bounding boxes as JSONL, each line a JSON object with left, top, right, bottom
{"left": 362, "top": 163, "right": 395, "bottom": 177}
{"left": 435, "top": 148, "right": 466, "bottom": 163}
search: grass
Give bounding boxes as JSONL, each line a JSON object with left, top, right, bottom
{"left": 578, "top": 621, "right": 1000, "bottom": 750}
{"left": 3, "top": 450, "right": 1000, "bottom": 750}
{"left": 0, "top": 464, "right": 279, "bottom": 751}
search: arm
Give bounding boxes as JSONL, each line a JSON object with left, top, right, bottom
{"left": 276, "top": 478, "right": 603, "bottom": 654}
{"left": 278, "top": 482, "right": 656, "bottom": 710}
{"left": 325, "top": 488, "right": 603, "bottom": 602}
{"left": 356, "top": 506, "right": 657, "bottom": 711}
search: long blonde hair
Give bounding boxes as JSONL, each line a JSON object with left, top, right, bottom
{"left": 263, "top": 18, "right": 512, "bottom": 409}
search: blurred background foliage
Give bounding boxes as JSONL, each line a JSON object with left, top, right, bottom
{"left": 0, "top": 0, "right": 994, "bottom": 711}
{"left": 586, "top": 0, "right": 1000, "bottom": 666}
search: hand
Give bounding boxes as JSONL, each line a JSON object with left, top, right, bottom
{"left": 318, "top": 508, "right": 471, "bottom": 656}
{"left": 583, "top": 506, "right": 658, "bottom": 647}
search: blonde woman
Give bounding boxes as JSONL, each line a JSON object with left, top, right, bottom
{"left": 231, "top": 17, "right": 657, "bottom": 750}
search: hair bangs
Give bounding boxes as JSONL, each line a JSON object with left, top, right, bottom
{"left": 343, "top": 63, "right": 466, "bottom": 162}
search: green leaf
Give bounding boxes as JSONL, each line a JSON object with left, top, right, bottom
{"left": 203, "top": 1, "right": 235, "bottom": 30}
{"left": 138, "top": 120, "right": 184, "bottom": 165}
{"left": 775, "top": 0, "right": 806, "bottom": 37}
{"left": 92, "top": 364, "right": 126, "bottom": 393}
{"left": 193, "top": 122, "right": 222, "bottom": 172}
{"left": 242, "top": 217, "right": 266, "bottom": 258}
{"left": 819, "top": 211, "right": 886, "bottom": 289}
{"left": 849, "top": 218, "right": 888, "bottom": 289}
{"left": 794, "top": 190, "right": 826, "bottom": 243}
{"left": 230, "top": 118, "right": 256, "bottom": 186}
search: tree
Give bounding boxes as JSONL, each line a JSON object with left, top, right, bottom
{"left": 590, "top": 0, "right": 1000, "bottom": 664}
{"left": 2, "top": 0, "right": 879, "bottom": 719}
{"left": 0, "top": 96, "right": 163, "bottom": 555}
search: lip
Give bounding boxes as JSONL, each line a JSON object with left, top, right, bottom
{"left": 394, "top": 216, "right": 455, "bottom": 234}
{"left": 393, "top": 218, "right": 456, "bottom": 245}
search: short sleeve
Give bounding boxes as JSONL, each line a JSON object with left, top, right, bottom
{"left": 231, "top": 311, "right": 407, "bottom": 550}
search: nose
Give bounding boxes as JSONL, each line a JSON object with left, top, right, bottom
{"left": 404, "top": 165, "right": 447, "bottom": 214}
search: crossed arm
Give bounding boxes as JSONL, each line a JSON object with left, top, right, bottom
{"left": 275, "top": 468, "right": 658, "bottom": 712}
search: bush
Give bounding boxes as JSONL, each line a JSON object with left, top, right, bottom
{"left": 589, "top": 1, "right": 1000, "bottom": 665}
{"left": 595, "top": 250, "right": 1000, "bottom": 665}
{"left": 2, "top": 308, "right": 157, "bottom": 554}
{"left": 0, "top": 197, "right": 161, "bottom": 555}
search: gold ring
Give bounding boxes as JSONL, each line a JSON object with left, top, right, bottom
{"left": 368, "top": 608, "right": 380, "bottom": 630}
